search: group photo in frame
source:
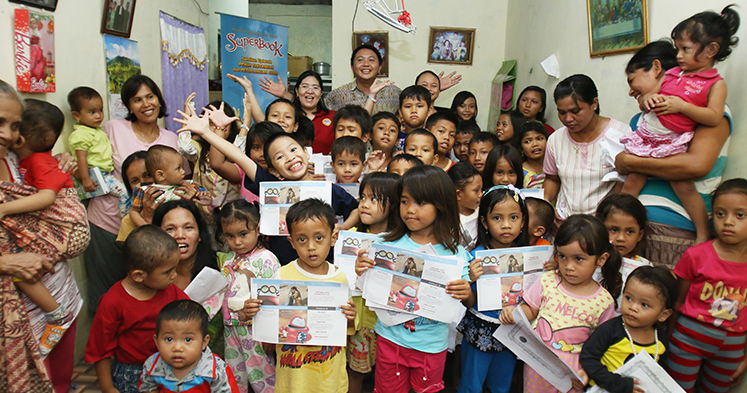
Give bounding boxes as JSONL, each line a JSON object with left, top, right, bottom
{"left": 101, "top": 0, "right": 137, "bottom": 38}
{"left": 9, "top": 0, "right": 58, "bottom": 11}
{"left": 352, "top": 31, "right": 389, "bottom": 77}
{"left": 428, "top": 27, "right": 475, "bottom": 65}
{"left": 586, "top": 0, "right": 649, "bottom": 57}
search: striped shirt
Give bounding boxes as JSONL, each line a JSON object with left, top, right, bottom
{"left": 543, "top": 118, "right": 631, "bottom": 218}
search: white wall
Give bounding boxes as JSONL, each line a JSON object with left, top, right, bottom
{"left": 332, "top": 0, "right": 509, "bottom": 129}
{"left": 504, "top": 0, "right": 746, "bottom": 180}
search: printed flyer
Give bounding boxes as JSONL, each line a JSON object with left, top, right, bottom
{"left": 475, "top": 245, "right": 552, "bottom": 311}
{"left": 251, "top": 278, "right": 349, "bottom": 346}
{"left": 361, "top": 243, "right": 464, "bottom": 323}
{"left": 333, "top": 230, "right": 379, "bottom": 295}
{"left": 258, "top": 181, "right": 331, "bottom": 236}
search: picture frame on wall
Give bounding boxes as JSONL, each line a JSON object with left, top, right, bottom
{"left": 587, "top": 0, "right": 649, "bottom": 57}
{"left": 9, "top": 0, "right": 58, "bottom": 12}
{"left": 101, "top": 0, "right": 137, "bottom": 38}
{"left": 428, "top": 27, "right": 475, "bottom": 66}
{"left": 352, "top": 31, "right": 389, "bottom": 77}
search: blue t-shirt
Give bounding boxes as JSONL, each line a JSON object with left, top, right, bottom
{"left": 373, "top": 234, "right": 470, "bottom": 354}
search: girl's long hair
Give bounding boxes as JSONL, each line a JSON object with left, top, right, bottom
{"left": 555, "top": 215, "right": 622, "bottom": 300}
{"left": 482, "top": 145, "right": 524, "bottom": 190}
{"left": 357, "top": 172, "right": 400, "bottom": 234}
{"left": 595, "top": 193, "right": 648, "bottom": 256}
{"left": 476, "top": 186, "right": 530, "bottom": 249}
{"left": 383, "top": 166, "right": 462, "bottom": 252}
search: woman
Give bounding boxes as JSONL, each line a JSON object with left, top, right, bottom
{"left": 292, "top": 71, "right": 336, "bottom": 155}
{"left": 615, "top": 41, "right": 732, "bottom": 268}
{"left": 543, "top": 74, "right": 631, "bottom": 219}
{"left": 152, "top": 199, "right": 218, "bottom": 290}
{"left": 0, "top": 79, "right": 82, "bottom": 392}
{"left": 416, "top": 70, "right": 450, "bottom": 115}
{"left": 84, "top": 74, "right": 182, "bottom": 313}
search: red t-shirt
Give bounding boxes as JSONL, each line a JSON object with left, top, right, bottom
{"left": 84, "top": 281, "right": 189, "bottom": 365}
{"left": 674, "top": 241, "right": 747, "bottom": 332}
{"left": 544, "top": 122, "right": 555, "bottom": 137}
{"left": 19, "top": 151, "right": 74, "bottom": 191}
{"left": 311, "top": 110, "right": 336, "bottom": 155}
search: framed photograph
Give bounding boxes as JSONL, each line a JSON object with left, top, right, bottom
{"left": 353, "top": 31, "right": 389, "bottom": 77}
{"left": 428, "top": 27, "right": 475, "bottom": 66}
{"left": 101, "top": 0, "right": 137, "bottom": 38}
{"left": 587, "top": 0, "right": 649, "bottom": 57}
{"left": 9, "top": 0, "right": 58, "bottom": 12}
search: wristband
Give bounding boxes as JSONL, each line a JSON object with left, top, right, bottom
{"left": 367, "top": 94, "right": 377, "bottom": 103}
{"left": 241, "top": 124, "right": 250, "bottom": 131}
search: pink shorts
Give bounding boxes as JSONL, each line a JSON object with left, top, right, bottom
{"left": 374, "top": 335, "right": 447, "bottom": 393}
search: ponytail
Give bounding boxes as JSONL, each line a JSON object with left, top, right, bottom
{"left": 599, "top": 242, "right": 623, "bottom": 301}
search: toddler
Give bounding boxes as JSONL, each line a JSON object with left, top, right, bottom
{"left": 67, "top": 87, "right": 129, "bottom": 215}
{"left": 331, "top": 136, "right": 367, "bottom": 184}
{"left": 139, "top": 300, "right": 240, "bottom": 392}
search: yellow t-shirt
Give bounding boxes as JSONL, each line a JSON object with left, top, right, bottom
{"left": 68, "top": 124, "right": 114, "bottom": 172}
{"left": 116, "top": 215, "right": 137, "bottom": 242}
{"left": 275, "top": 261, "right": 349, "bottom": 393}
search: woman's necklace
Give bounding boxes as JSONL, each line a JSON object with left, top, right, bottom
{"left": 622, "top": 320, "right": 659, "bottom": 361}
{"left": 132, "top": 121, "right": 158, "bottom": 143}
{"left": 571, "top": 116, "right": 601, "bottom": 154}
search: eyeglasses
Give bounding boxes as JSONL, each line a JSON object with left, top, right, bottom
{"left": 300, "top": 84, "right": 321, "bottom": 92}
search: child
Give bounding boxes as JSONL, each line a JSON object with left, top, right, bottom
{"left": 139, "top": 300, "right": 240, "bottom": 393}
{"left": 129, "top": 145, "right": 212, "bottom": 227}
{"left": 294, "top": 116, "right": 315, "bottom": 148}
{"left": 66, "top": 86, "right": 129, "bottom": 215}
{"left": 450, "top": 91, "right": 477, "bottom": 124}
{"left": 494, "top": 110, "right": 526, "bottom": 145}
{"left": 386, "top": 153, "right": 423, "bottom": 176}
{"left": 668, "top": 178, "right": 747, "bottom": 392}
{"left": 370, "top": 111, "right": 400, "bottom": 170}
{"left": 211, "top": 200, "right": 279, "bottom": 393}
{"left": 425, "top": 111, "right": 459, "bottom": 171}
{"left": 482, "top": 145, "right": 524, "bottom": 190}
{"left": 228, "top": 74, "right": 300, "bottom": 134}
{"left": 333, "top": 105, "right": 372, "bottom": 142}
{"left": 453, "top": 121, "right": 480, "bottom": 162}
{"left": 85, "top": 225, "right": 189, "bottom": 393}
{"left": 595, "top": 193, "right": 651, "bottom": 263}
{"left": 516, "top": 86, "right": 555, "bottom": 135}
{"left": 468, "top": 132, "right": 499, "bottom": 174}
{"left": 514, "top": 121, "right": 548, "bottom": 189}
{"left": 619, "top": 6, "right": 739, "bottom": 245}
{"left": 348, "top": 172, "right": 399, "bottom": 393}
{"left": 355, "top": 166, "right": 472, "bottom": 393}
{"left": 525, "top": 197, "right": 554, "bottom": 246}
{"left": 0, "top": 99, "right": 83, "bottom": 356}
{"left": 175, "top": 107, "right": 359, "bottom": 264}
{"left": 448, "top": 162, "right": 483, "bottom": 250}
{"left": 211, "top": 121, "right": 284, "bottom": 204}
{"left": 404, "top": 129, "right": 438, "bottom": 166}
{"left": 117, "top": 151, "right": 152, "bottom": 242}
{"left": 580, "top": 266, "right": 677, "bottom": 393}
{"left": 331, "top": 136, "right": 367, "bottom": 184}
{"left": 397, "top": 85, "right": 431, "bottom": 149}
{"left": 458, "top": 186, "right": 530, "bottom": 393}
{"left": 242, "top": 198, "right": 357, "bottom": 393}
{"left": 500, "top": 215, "right": 622, "bottom": 393}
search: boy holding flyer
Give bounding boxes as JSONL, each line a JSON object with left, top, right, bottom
{"left": 244, "top": 199, "right": 357, "bottom": 393}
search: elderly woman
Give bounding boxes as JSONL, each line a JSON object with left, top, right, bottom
{"left": 85, "top": 74, "right": 183, "bottom": 313}
{"left": 543, "top": 74, "right": 632, "bottom": 219}
{"left": 615, "top": 41, "right": 732, "bottom": 268}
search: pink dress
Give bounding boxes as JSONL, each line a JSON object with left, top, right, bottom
{"left": 620, "top": 67, "right": 723, "bottom": 158}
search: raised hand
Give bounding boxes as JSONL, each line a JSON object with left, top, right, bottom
{"left": 438, "top": 71, "right": 462, "bottom": 91}
{"left": 174, "top": 109, "right": 210, "bottom": 136}
{"left": 370, "top": 79, "right": 395, "bottom": 97}
{"left": 207, "top": 102, "right": 239, "bottom": 129}
{"left": 227, "top": 73, "right": 253, "bottom": 92}
{"left": 183, "top": 92, "right": 197, "bottom": 116}
{"left": 259, "top": 75, "right": 288, "bottom": 98}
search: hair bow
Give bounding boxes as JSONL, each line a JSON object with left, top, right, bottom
{"left": 485, "top": 184, "right": 525, "bottom": 204}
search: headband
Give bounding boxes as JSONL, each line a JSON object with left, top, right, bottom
{"left": 485, "top": 184, "right": 525, "bottom": 204}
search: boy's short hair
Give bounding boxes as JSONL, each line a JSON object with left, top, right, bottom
{"left": 293, "top": 117, "right": 315, "bottom": 146}
{"left": 286, "top": 198, "right": 335, "bottom": 235}
{"left": 145, "top": 145, "right": 180, "bottom": 175}
{"left": 247, "top": 121, "right": 284, "bottom": 155}
{"left": 156, "top": 299, "right": 209, "bottom": 337}
{"left": 399, "top": 85, "right": 432, "bottom": 109}
{"left": 263, "top": 132, "right": 299, "bottom": 172}
{"left": 526, "top": 197, "right": 555, "bottom": 232}
{"left": 350, "top": 43, "right": 382, "bottom": 66}
{"left": 387, "top": 154, "right": 424, "bottom": 170}
{"left": 332, "top": 105, "right": 372, "bottom": 138}
{"left": 457, "top": 120, "right": 481, "bottom": 136}
{"left": 123, "top": 225, "right": 179, "bottom": 273}
{"left": 469, "top": 131, "right": 500, "bottom": 148}
{"left": 67, "top": 87, "right": 102, "bottom": 113}
{"left": 331, "top": 136, "right": 367, "bottom": 162}
{"left": 20, "top": 99, "right": 65, "bottom": 152}
{"left": 425, "top": 111, "right": 459, "bottom": 130}
{"left": 372, "top": 111, "right": 401, "bottom": 130}
{"left": 405, "top": 129, "right": 438, "bottom": 151}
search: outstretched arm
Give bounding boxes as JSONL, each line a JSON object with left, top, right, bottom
{"left": 228, "top": 74, "right": 266, "bottom": 124}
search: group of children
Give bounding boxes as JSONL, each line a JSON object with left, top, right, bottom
{"left": 0, "top": 4, "right": 743, "bottom": 393}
